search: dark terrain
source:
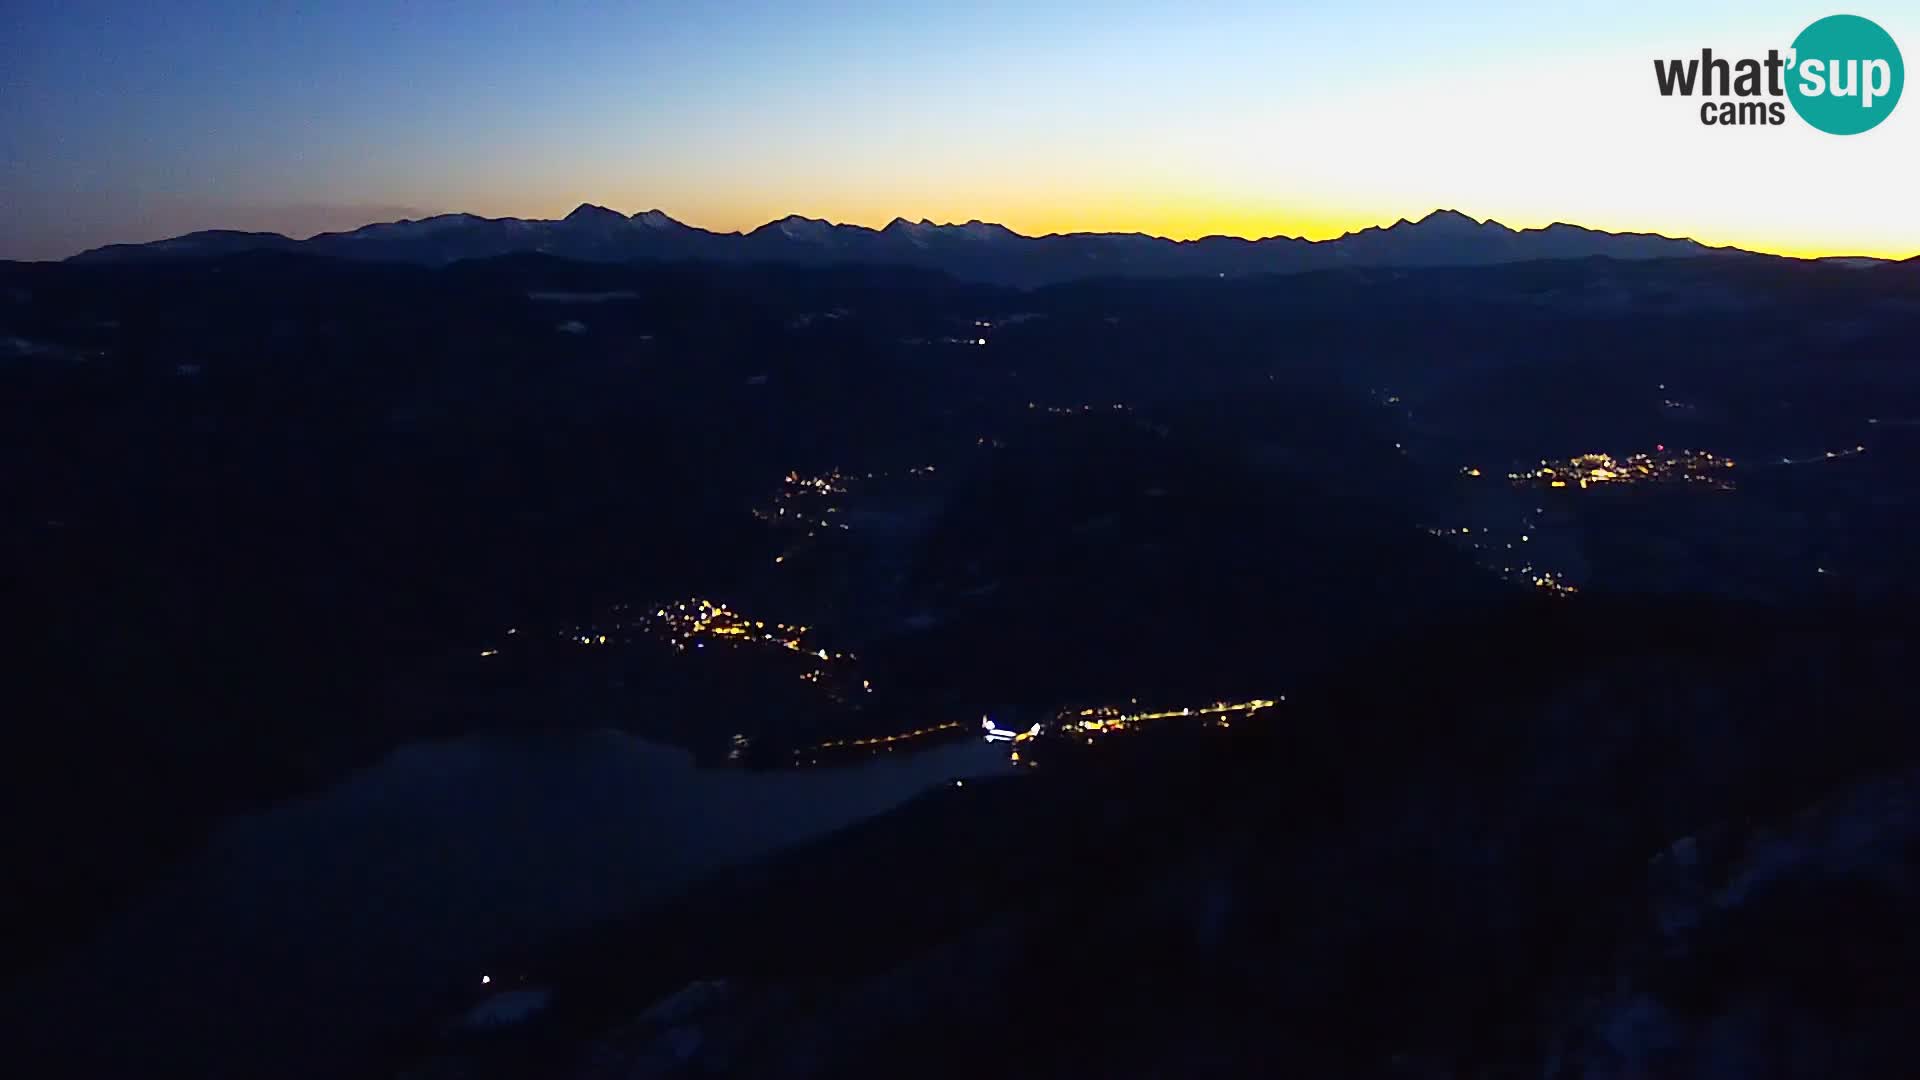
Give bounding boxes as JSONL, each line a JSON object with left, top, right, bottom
{"left": 66, "top": 205, "right": 1740, "bottom": 287}
{"left": 3, "top": 246, "right": 1918, "bottom": 1077}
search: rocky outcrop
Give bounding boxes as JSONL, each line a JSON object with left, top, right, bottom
{"left": 1542, "top": 768, "right": 1920, "bottom": 1079}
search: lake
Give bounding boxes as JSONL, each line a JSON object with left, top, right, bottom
{"left": 10, "top": 726, "right": 1006, "bottom": 1078}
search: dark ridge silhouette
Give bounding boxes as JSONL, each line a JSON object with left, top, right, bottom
{"left": 62, "top": 207, "right": 1805, "bottom": 286}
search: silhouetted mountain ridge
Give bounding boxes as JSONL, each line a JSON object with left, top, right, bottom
{"left": 66, "top": 206, "right": 1812, "bottom": 286}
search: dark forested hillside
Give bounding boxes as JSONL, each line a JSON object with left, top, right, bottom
{"left": 3, "top": 251, "right": 1918, "bottom": 1077}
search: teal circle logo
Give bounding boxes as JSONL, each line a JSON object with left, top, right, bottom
{"left": 1787, "top": 14, "right": 1904, "bottom": 134}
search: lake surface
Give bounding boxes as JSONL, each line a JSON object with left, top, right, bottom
{"left": 11, "top": 726, "right": 1006, "bottom": 1078}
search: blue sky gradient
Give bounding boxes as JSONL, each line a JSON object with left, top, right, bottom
{"left": 5, "top": 1, "right": 1913, "bottom": 258}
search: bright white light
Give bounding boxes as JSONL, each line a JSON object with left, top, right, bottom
{"left": 481, "top": 974, "right": 491, "bottom": 985}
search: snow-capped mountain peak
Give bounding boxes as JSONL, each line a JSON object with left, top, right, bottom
{"left": 775, "top": 215, "right": 833, "bottom": 241}
{"left": 563, "top": 203, "right": 628, "bottom": 227}
{"left": 1410, "top": 209, "right": 1487, "bottom": 232}
{"left": 958, "top": 219, "right": 1016, "bottom": 242}
{"left": 883, "top": 217, "right": 940, "bottom": 247}
{"left": 68, "top": 203, "right": 1739, "bottom": 284}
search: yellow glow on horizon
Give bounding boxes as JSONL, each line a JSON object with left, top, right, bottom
{"left": 467, "top": 27, "right": 1920, "bottom": 264}
{"left": 476, "top": 191, "right": 1913, "bottom": 261}
{"left": 15, "top": 8, "right": 1920, "bottom": 265}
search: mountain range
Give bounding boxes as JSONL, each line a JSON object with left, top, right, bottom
{"left": 66, "top": 205, "right": 1783, "bottom": 286}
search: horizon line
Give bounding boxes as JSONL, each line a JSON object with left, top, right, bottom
{"left": 39, "top": 203, "right": 1920, "bottom": 265}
